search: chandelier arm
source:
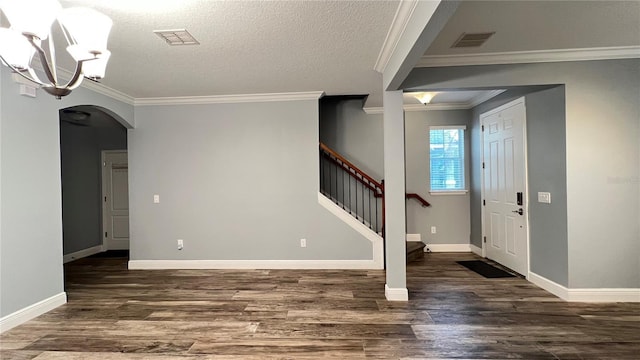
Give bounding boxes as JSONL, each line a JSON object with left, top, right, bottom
{"left": 0, "top": 54, "right": 45, "bottom": 86}
{"left": 26, "top": 35, "right": 58, "bottom": 86}
{"left": 58, "top": 20, "right": 73, "bottom": 48}
{"left": 47, "top": 35, "right": 58, "bottom": 83}
{"left": 62, "top": 60, "right": 86, "bottom": 90}
{"left": 27, "top": 67, "right": 47, "bottom": 85}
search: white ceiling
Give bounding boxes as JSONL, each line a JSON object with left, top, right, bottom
{"left": 424, "top": 0, "right": 640, "bottom": 56}
{"left": 59, "top": 0, "right": 398, "bottom": 100}
{"left": 48, "top": 1, "right": 640, "bottom": 108}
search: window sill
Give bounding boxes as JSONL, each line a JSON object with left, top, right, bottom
{"left": 429, "top": 190, "right": 468, "bottom": 196}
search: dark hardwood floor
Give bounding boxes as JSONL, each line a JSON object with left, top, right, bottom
{"left": 1, "top": 252, "right": 638, "bottom": 359}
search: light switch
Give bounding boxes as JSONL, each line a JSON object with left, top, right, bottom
{"left": 538, "top": 192, "right": 551, "bottom": 204}
{"left": 153, "top": 194, "right": 160, "bottom": 203}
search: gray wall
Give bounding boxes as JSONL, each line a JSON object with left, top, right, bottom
{"left": 320, "top": 98, "right": 472, "bottom": 245}
{"left": 525, "top": 86, "right": 569, "bottom": 287}
{"left": 405, "top": 110, "right": 471, "bottom": 245}
{"left": 319, "top": 99, "right": 384, "bottom": 231}
{"left": 0, "top": 65, "right": 134, "bottom": 318}
{"left": 320, "top": 99, "right": 384, "bottom": 179}
{"left": 129, "top": 100, "right": 373, "bottom": 261}
{"left": 60, "top": 121, "right": 127, "bottom": 255}
{"left": 404, "top": 59, "right": 640, "bottom": 288}
{"left": 1, "top": 84, "right": 65, "bottom": 318}
{"left": 470, "top": 86, "right": 569, "bottom": 286}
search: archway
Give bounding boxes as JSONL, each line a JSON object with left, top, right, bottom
{"left": 60, "top": 105, "right": 129, "bottom": 262}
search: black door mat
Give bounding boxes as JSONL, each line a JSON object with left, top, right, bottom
{"left": 88, "top": 250, "right": 129, "bottom": 258}
{"left": 456, "top": 260, "right": 516, "bottom": 278}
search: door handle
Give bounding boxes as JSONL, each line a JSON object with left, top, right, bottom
{"left": 512, "top": 208, "right": 524, "bottom": 216}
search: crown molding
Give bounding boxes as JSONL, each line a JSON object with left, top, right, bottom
{"left": 467, "top": 89, "right": 506, "bottom": 107}
{"left": 363, "top": 89, "right": 505, "bottom": 114}
{"left": 134, "top": 91, "right": 326, "bottom": 106}
{"left": 403, "top": 103, "right": 469, "bottom": 111}
{"left": 28, "top": 60, "right": 136, "bottom": 105}
{"left": 416, "top": 46, "right": 640, "bottom": 68}
{"left": 29, "top": 59, "right": 323, "bottom": 106}
{"left": 365, "top": 104, "right": 468, "bottom": 114}
{"left": 80, "top": 79, "right": 135, "bottom": 105}
{"left": 374, "top": 0, "right": 419, "bottom": 73}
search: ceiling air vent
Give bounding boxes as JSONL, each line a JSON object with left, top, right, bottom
{"left": 154, "top": 29, "right": 200, "bottom": 46}
{"left": 451, "top": 32, "right": 495, "bottom": 48}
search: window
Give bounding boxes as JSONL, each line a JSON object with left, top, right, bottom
{"left": 429, "top": 126, "right": 466, "bottom": 192}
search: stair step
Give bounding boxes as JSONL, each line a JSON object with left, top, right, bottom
{"left": 406, "top": 242, "right": 425, "bottom": 263}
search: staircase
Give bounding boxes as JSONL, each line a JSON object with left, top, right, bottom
{"left": 406, "top": 242, "right": 426, "bottom": 263}
{"left": 319, "top": 142, "right": 431, "bottom": 263}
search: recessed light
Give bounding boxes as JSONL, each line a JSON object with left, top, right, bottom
{"left": 154, "top": 29, "right": 200, "bottom": 46}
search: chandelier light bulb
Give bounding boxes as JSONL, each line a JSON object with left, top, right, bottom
{"left": 0, "top": 28, "right": 35, "bottom": 70}
{"left": 59, "top": 7, "right": 113, "bottom": 55}
{"left": 0, "top": 0, "right": 62, "bottom": 40}
{"left": 0, "top": 0, "right": 112, "bottom": 98}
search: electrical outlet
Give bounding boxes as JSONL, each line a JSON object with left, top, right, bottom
{"left": 300, "top": 238, "right": 307, "bottom": 248}
{"left": 153, "top": 194, "right": 160, "bottom": 203}
{"left": 431, "top": 226, "right": 437, "bottom": 234}
{"left": 177, "top": 239, "right": 184, "bottom": 250}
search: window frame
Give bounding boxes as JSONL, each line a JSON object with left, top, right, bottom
{"left": 428, "top": 125, "right": 468, "bottom": 195}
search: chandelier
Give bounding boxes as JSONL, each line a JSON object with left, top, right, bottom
{"left": 0, "top": 0, "right": 112, "bottom": 98}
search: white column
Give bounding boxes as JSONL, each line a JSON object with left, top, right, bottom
{"left": 383, "top": 90, "right": 408, "bottom": 301}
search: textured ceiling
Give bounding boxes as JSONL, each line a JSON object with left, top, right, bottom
{"left": 424, "top": 0, "right": 640, "bottom": 56}
{"left": 59, "top": 0, "right": 399, "bottom": 101}
{"left": 52, "top": 1, "right": 639, "bottom": 107}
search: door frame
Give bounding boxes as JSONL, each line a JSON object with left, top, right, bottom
{"left": 101, "top": 150, "right": 129, "bottom": 250}
{"left": 479, "top": 97, "right": 531, "bottom": 278}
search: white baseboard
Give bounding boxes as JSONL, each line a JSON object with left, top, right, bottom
{"left": 0, "top": 292, "right": 67, "bottom": 333}
{"left": 567, "top": 289, "right": 640, "bottom": 303}
{"left": 424, "top": 243, "right": 471, "bottom": 253}
{"left": 406, "top": 234, "right": 421, "bottom": 242}
{"left": 385, "top": 284, "right": 408, "bottom": 301}
{"left": 129, "top": 259, "right": 382, "bottom": 270}
{"left": 529, "top": 272, "right": 640, "bottom": 303}
{"left": 470, "top": 244, "right": 483, "bottom": 256}
{"left": 63, "top": 245, "right": 104, "bottom": 263}
{"left": 528, "top": 272, "right": 568, "bottom": 300}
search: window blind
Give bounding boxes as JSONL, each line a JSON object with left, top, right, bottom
{"left": 429, "top": 127, "right": 465, "bottom": 191}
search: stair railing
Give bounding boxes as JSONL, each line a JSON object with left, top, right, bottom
{"left": 320, "top": 142, "right": 385, "bottom": 234}
{"left": 319, "top": 142, "right": 431, "bottom": 236}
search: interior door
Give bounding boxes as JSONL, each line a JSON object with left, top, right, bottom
{"left": 102, "top": 151, "right": 129, "bottom": 250}
{"left": 481, "top": 98, "right": 528, "bottom": 275}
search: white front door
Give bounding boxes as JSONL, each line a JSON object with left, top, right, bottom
{"left": 481, "top": 98, "right": 528, "bottom": 275}
{"left": 102, "top": 151, "right": 129, "bottom": 250}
